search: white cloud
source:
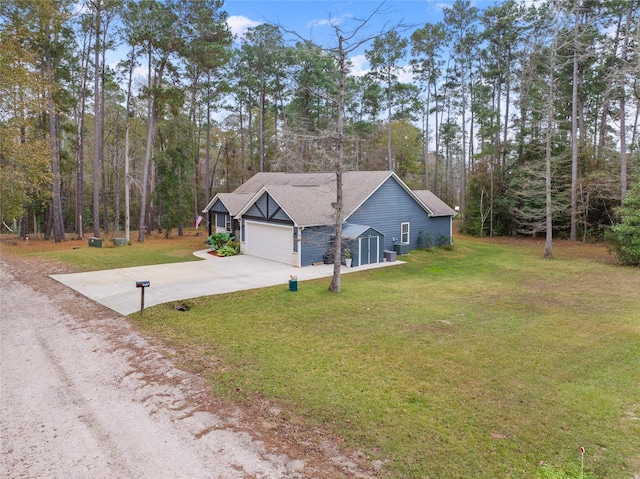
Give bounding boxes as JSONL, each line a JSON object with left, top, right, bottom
{"left": 227, "top": 15, "right": 262, "bottom": 42}
{"left": 72, "top": 2, "right": 88, "bottom": 15}
{"left": 397, "top": 64, "right": 415, "bottom": 84}
{"left": 349, "top": 54, "right": 369, "bottom": 77}
{"left": 307, "top": 13, "right": 353, "bottom": 29}
{"left": 347, "top": 56, "right": 414, "bottom": 84}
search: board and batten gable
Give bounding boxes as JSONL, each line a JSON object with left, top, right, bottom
{"left": 346, "top": 176, "right": 451, "bottom": 251}
{"left": 209, "top": 198, "right": 228, "bottom": 214}
{"left": 243, "top": 192, "right": 294, "bottom": 224}
{"left": 241, "top": 191, "right": 294, "bottom": 241}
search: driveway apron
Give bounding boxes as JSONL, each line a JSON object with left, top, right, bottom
{"left": 51, "top": 252, "right": 401, "bottom": 316}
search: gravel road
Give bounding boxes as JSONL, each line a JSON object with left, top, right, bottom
{"left": 0, "top": 255, "right": 371, "bottom": 479}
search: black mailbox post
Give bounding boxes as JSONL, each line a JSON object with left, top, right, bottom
{"left": 136, "top": 281, "right": 150, "bottom": 316}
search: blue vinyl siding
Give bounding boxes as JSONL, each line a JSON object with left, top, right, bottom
{"left": 245, "top": 204, "right": 261, "bottom": 217}
{"left": 418, "top": 216, "right": 451, "bottom": 246}
{"left": 300, "top": 226, "right": 384, "bottom": 266}
{"left": 300, "top": 226, "right": 334, "bottom": 266}
{"left": 347, "top": 177, "right": 451, "bottom": 251}
{"left": 210, "top": 198, "right": 228, "bottom": 214}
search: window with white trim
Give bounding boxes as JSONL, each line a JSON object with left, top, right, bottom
{"left": 401, "top": 222, "right": 410, "bottom": 244}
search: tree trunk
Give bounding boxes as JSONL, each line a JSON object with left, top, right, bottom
{"left": 570, "top": 12, "right": 579, "bottom": 241}
{"left": 205, "top": 75, "right": 212, "bottom": 205}
{"left": 460, "top": 62, "right": 467, "bottom": 222}
{"left": 387, "top": 66, "right": 393, "bottom": 171}
{"left": 139, "top": 49, "right": 154, "bottom": 242}
{"left": 100, "top": 17, "right": 109, "bottom": 235}
{"left": 259, "top": 68, "right": 265, "bottom": 172}
{"left": 433, "top": 83, "right": 440, "bottom": 194}
{"left": 239, "top": 101, "right": 246, "bottom": 183}
{"left": 503, "top": 48, "right": 511, "bottom": 170}
{"left": 619, "top": 2, "right": 632, "bottom": 204}
{"left": 92, "top": 0, "right": 101, "bottom": 238}
{"left": 114, "top": 140, "right": 120, "bottom": 233}
{"left": 423, "top": 85, "right": 430, "bottom": 189}
{"left": 597, "top": 11, "right": 622, "bottom": 162}
{"left": 329, "top": 36, "right": 346, "bottom": 293}
{"left": 188, "top": 66, "right": 200, "bottom": 216}
{"left": 544, "top": 7, "right": 559, "bottom": 259}
{"left": 45, "top": 39, "right": 64, "bottom": 243}
{"left": 124, "top": 45, "right": 135, "bottom": 243}
{"left": 75, "top": 27, "right": 91, "bottom": 239}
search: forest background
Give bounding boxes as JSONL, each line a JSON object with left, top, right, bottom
{"left": 0, "top": 0, "right": 638, "bottom": 246}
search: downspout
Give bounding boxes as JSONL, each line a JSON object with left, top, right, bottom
{"left": 450, "top": 215, "right": 453, "bottom": 245}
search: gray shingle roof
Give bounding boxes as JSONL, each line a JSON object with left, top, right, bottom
{"left": 205, "top": 171, "right": 454, "bottom": 226}
{"left": 237, "top": 171, "right": 395, "bottom": 226}
{"left": 413, "top": 190, "right": 457, "bottom": 217}
{"left": 216, "top": 192, "right": 251, "bottom": 216}
{"left": 261, "top": 184, "right": 335, "bottom": 226}
{"left": 341, "top": 224, "right": 382, "bottom": 239}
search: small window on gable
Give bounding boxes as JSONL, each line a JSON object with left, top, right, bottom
{"left": 401, "top": 222, "right": 410, "bottom": 244}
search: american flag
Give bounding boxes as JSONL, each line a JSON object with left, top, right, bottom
{"left": 195, "top": 215, "right": 204, "bottom": 229}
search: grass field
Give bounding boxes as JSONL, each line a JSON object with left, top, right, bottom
{"left": 3, "top": 232, "right": 639, "bottom": 478}
{"left": 131, "top": 236, "right": 639, "bottom": 478}
{"left": 0, "top": 231, "right": 206, "bottom": 270}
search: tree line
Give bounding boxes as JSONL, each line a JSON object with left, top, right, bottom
{"left": 0, "top": 0, "right": 638, "bottom": 246}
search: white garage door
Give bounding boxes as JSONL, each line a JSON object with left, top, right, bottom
{"left": 245, "top": 221, "right": 293, "bottom": 264}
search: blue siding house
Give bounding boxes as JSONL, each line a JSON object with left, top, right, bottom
{"left": 202, "top": 171, "right": 456, "bottom": 267}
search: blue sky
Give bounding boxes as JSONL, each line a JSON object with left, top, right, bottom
{"left": 108, "top": 0, "right": 493, "bottom": 82}
{"left": 223, "top": 0, "right": 455, "bottom": 79}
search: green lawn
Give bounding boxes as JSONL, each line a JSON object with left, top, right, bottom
{"left": 131, "top": 238, "right": 640, "bottom": 478}
{"left": 3, "top": 233, "right": 207, "bottom": 271}
{"left": 13, "top": 233, "right": 637, "bottom": 478}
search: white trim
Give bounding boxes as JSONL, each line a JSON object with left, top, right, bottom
{"left": 202, "top": 194, "right": 219, "bottom": 213}
{"left": 244, "top": 221, "right": 294, "bottom": 265}
{"left": 357, "top": 235, "right": 380, "bottom": 266}
{"left": 450, "top": 218, "right": 454, "bottom": 245}
{"left": 235, "top": 186, "right": 296, "bottom": 225}
{"left": 401, "top": 222, "right": 410, "bottom": 244}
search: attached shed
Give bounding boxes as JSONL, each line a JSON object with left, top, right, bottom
{"left": 341, "top": 224, "right": 384, "bottom": 267}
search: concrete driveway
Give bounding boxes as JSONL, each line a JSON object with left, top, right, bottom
{"left": 51, "top": 250, "right": 402, "bottom": 316}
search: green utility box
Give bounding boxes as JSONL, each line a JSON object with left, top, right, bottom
{"left": 112, "top": 238, "right": 127, "bottom": 246}
{"left": 289, "top": 279, "right": 298, "bottom": 292}
{"left": 89, "top": 237, "right": 103, "bottom": 248}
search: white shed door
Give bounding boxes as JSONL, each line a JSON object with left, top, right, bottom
{"left": 245, "top": 221, "right": 293, "bottom": 264}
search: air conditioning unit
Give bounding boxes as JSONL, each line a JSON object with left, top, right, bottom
{"left": 393, "top": 243, "right": 410, "bottom": 255}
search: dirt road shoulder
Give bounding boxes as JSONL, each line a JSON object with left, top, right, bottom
{"left": 0, "top": 254, "right": 373, "bottom": 479}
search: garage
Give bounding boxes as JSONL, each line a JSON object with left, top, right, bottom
{"left": 244, "top": 221, "right": 293, "bottom": 265}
